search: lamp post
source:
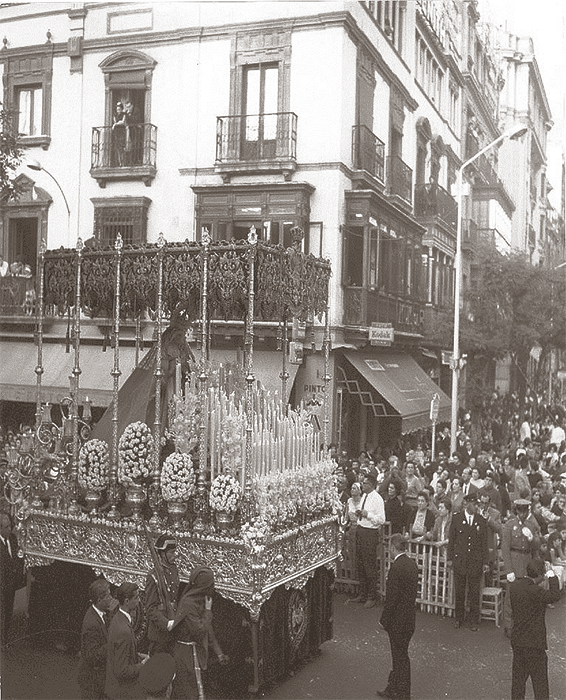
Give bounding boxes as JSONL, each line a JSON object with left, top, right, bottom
{"left": 450, "top": 124, "right": 528, "bottom": 456}
{"left": 27, "top": 159, "right": 71, "bottom": 219}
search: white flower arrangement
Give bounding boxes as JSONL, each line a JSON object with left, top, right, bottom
{"left": 253, "top": 458, "right": 341, "bottom": 528}
{"left": 118, "top": 421, "right": 155, "bottom": 484}
{"left": 209, "top": 473, "right": 242, "bottom": 513}
{"left": 241, "top": 518, "right": 271, "bottom": 554}
{"left": 78, "top": 439, "right": 109, "bottom": 491}
{"left": 161, "top": 452, "right": 195, "bottom": 502}
{"left": 219, "top": 412, "right": 244, "bottom": 473}
{"left": 167, "top": 389, "right": 199, "bottom": 455}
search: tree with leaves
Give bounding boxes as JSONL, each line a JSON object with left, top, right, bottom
{"left": 426, "top": 240, "right": 566, "bottom": 437}
{"left": 0, "top": 102, "right": 23, "bottom": 202}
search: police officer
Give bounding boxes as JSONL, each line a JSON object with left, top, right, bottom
{"left": 145, "top": 535, "right": 180, "bottom": 656}
{"left": 501, "top": 498, "right": 541, "bottom": 637}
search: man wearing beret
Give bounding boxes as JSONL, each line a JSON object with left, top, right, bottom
{"left": 137, "top": 652, "right": 176, "bottom": 699}
{"left": 145, "top": 535, "right": 180, "bottom": 656}
{"left": 502, "top": 498, "right": 541, "bottom": 636}
{"left": 447, "top": 492, "right": 489, "bottom": 631}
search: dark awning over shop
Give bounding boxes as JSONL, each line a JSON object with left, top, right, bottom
{"left": 0, "top": 341, "right": 148, "bottom": 407}
{"left": 342, "top": 350, "right": 451, "bottom": 433}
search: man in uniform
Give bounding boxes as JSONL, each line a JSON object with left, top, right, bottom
{"left": 447, "top": 492, "right": 489, "bottom": 631}
{"left": 145, "top": 535, "right": 180, "bottom": 656}
{"left": 502, "top": 498, "right": 541, "bottom": 636}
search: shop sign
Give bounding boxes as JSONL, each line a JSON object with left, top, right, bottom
{"left": 368, "top": 323, "right": 394, "bottom": 346}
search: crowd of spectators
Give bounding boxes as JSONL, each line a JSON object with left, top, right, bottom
{"left": 332, "top": 394, "right": 566, "bottom": 591}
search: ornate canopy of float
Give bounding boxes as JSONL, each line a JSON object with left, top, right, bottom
{"left": 9, "top": 227, "right": 341, "bottom": 626}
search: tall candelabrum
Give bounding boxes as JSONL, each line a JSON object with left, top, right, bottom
{"left": 149, "top": 233, "right": 166, "bottom": 527}
{"left": 193, "top": 228, "right": 211, "bottom": 532}
{"left": 67, "top": 236, "right": 84, "bottom": 516}
{"left": 242, "top": 226, "right": 258, "bottom": 525}
{"left": 107, "top": 234, "right": 123, "bottom": 520}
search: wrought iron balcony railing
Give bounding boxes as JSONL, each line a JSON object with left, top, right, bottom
{"left": 387, "top": 155, "right": 413, "bottom": 204}
{"left": 215, "top": 113, "right": 297, "bottom": 164}
{"left": 414, "top": 183, "right": 458, "bottom": 229}
{"left": 343, "top": 286, "right": 424, "bottom": 336}
{"left": 90, "top": 124, "right": 157, "bottom": 186}
{"left": 352, "top": 125, "right": 385, "bottom": 182}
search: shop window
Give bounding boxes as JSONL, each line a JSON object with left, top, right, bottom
{"left": 92, "top": 197, "right": 151, "bottom": 247}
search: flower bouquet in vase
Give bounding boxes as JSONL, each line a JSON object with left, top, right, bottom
{"left": 209, "top": 473, "right": 242, "bottom": 530}
{"left": 161, "top": 452, "right": 195, "bottom": 527}
{"left": 78, "top": 439, "right": 110, "bottom": 512}
{"left": 118, "top": 421, "right": 155, "bottom": 519}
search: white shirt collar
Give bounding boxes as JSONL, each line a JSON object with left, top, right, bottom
{"left": 119, "top": 608, "right": 132, "bottom": 624}
{"left": 93, "top": 605, "right": 106, "bottom": 622}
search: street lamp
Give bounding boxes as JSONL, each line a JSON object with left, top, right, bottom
{"left": 27, "top": 158, "right": 71, "bottom": 219}
{"left": 450, "top": 124, "right": 528, "bottom": 456}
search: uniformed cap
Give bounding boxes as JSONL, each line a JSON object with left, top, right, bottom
{"left": 463, "top": 492, "right": 478, "bottom": 502}
{"left": 155, "top": 535, "right": 177, "bottom": 551}
{"left": 514, "top": 498, "right": 531, "bottom": 507}
{"left": 138, "top": 653, "right": 176, "bottom": 694}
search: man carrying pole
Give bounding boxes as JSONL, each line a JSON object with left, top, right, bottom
{"left": 144, "top": 532, "right": 180, "bottom": 656}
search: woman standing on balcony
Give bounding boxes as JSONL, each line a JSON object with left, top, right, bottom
{"left": 111, "top": 101, "right": 126, "bottom": 166}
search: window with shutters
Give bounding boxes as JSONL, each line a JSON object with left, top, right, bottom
{"left": 2, "top": 47, "right": 53, "bottom": 149}
{"left": 91, "top": 197, "right": 151, "bottom": 247}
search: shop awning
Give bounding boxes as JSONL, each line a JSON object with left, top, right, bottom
{"left": 0, "top": 341, "right": 149, "bottom": 407}
{"left": 209, "top": 348, "right": 299, "bottom": 402}
{"left": 342, "top": 350, "right": 451, "bottom": 433}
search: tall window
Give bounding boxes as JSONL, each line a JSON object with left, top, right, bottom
{"left": 3, "top": 49, "right": 53, "bottom": 148}
{"left": 242, "top": 64, "right": 279, "bottom": 160}
{"left": 17, "top": 86, "right": 43, "bottom": 136}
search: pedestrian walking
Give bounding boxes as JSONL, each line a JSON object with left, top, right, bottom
{"left": 509, "top": 558, "right": 561, "bottom": 700}
{"left": 77, "top": 579, "right": 117, "bottom": 700}
{"left": 377, "top": 533, "right": 419, "bottom": 700}
{"left": 105, "top": 582, "right": 148, "bottom": 699}
{"left": 447, "top": 492, "right": 489, "bottom": 630}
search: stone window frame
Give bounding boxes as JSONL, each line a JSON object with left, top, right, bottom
{"left": 2, "top": 44, "right": 54, "bottom": 150}
{"left": 91, "top": 196, "right": 151, "bottom": 247}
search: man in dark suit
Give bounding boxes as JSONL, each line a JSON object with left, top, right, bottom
{"left": 78, "top": 579, "right": 117, "bottom": 699}
{"left": 509, "top": 558, "right": 561, "bottom": 700}
{"left": 106, "top": 582, "right": 147, "bottom": 699}
{"left": 145, "top": 535, "right": 180, "bottom": 656}
{"left": 377, "top": 533, "right": 419, "bottom": 700}
{"left": 0, "top": 511, "right": 24, "bottom": 645}
{"left": 447, "top": 492, "right": 489, "bottom": 631}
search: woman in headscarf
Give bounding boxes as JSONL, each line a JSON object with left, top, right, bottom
{"left": 170, "top": 566, "right": 228, "bottom": 699}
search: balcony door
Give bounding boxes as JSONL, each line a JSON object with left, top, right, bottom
{"left": 9, "top": 217, "right": 38, "bottom": 273}
{"left": 241, "top": 64, "right": 278, "bottom": 161}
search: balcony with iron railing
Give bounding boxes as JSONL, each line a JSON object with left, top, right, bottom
{"left": 90, "top": 123, "right": 157, "bottom": 188}
{"left": 343, "top": 286, "right": 424, "bottom": 336}
{"left": 387, "top": 155, "right": 413, "bottom": 205}
{"left": 414, "top": 183, "right": 458, "bottom": 229}
{"left": 351, "top": 125, "right": 385, "bottom": 185}
{"left": 461, "top": 219, "right": 478, "bottom": 252}
{"left": 215, "top": 112, "right": 297, "bottom": 181}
